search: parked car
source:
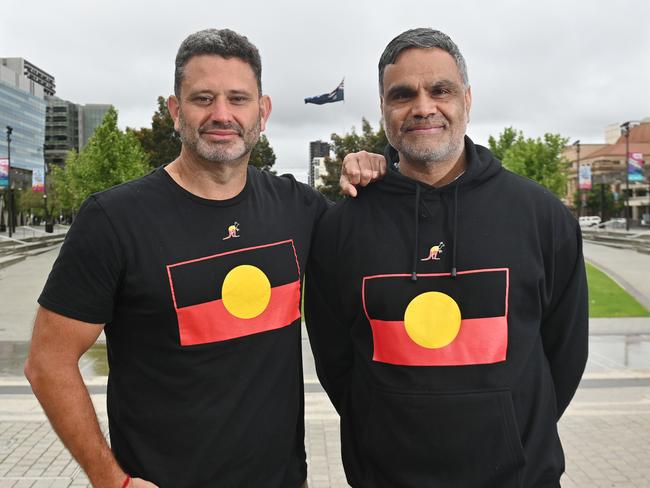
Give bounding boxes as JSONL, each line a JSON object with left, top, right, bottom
{"left": 579, "top": 216, "right": 602, "bottom": 227}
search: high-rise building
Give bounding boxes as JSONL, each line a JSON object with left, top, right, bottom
{"left": 44, "top": 98, "right": 111, "bottom": 167}
{"left": 308, "top": 140, "right": 330, "bottom": 187}
{"left": 0, "top": 57, "right": 50, "bottom": 173}
{"left": 45, "top": 97, "right": 79, "bottom": 166}
{"left": 79, "top": 104, "right": 111, "bottom": 148}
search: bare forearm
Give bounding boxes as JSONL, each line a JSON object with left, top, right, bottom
{"left": 27, "top": 362, "right": 125, "bottom": 488}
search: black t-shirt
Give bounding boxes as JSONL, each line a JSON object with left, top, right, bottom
{"left": 39, "top": 166, "right": 328, "bottom": 488}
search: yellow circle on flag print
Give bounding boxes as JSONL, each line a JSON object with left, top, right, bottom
{"left": 221, "top": 265, "right": 271, "bottom": 319}
{"left": 404, "top": 291, "right": 462, "bottom": 349}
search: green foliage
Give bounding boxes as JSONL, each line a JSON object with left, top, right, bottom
{"left": 249, "top": 134, "right": 276, "bottom": 173}
{"left": 573, "top": 186, "right": 624, "bottom": 220}
{"left": 15, "top": 188, "right": 48, "bottom": 218}
{"left": 487, "top": 127, "right": 518, "bottom": 161}
{"left": 129, "top": 96, "right": 181, "bottom": 168}
{"left": 586, "top": 263, "right": 650, "bottom": 317}
{"left": 489, "top": 127, "right": 569, "bottom": 198}
{"left": 319, "top": 118, "right": 388, "bottom": 201}
{"left": 51, "top": 107, "right": 150, "bottom": 211}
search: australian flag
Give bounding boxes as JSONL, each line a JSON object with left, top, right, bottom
{"left": 305, "top": 79, "right": 344, "bottom": 105}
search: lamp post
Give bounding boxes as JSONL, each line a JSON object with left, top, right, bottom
{"left": 620, "top": 122, "right": 632, "bottom": 231}
{"left": 6, "top": 126, "right": 13, "bottom": 238}
{"left": 573, "top": 140, "right": 582, "bottom": 217}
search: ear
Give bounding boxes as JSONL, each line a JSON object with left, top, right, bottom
{"left": 464, "top": 86, "right": 472, "bottom": 121}
{"left": 167, "top": 95, "right": 181, "bottom": 132}
{"left": 259, "top": 95, "right": 272, "bottom": 132}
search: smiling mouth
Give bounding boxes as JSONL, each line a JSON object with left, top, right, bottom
{"left": 200, "top": 130, "right": 242, "bottom": 142}
{"left": 405, "top": 125, "right": 446, "bottom": 134}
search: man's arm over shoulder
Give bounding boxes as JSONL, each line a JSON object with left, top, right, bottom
{"left": 540, "top": 212, "right": 588, "bottom": 419}
{"left": 304, "top": 204, "right": 353, "bottom": 412}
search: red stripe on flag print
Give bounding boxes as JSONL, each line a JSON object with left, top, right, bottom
{"left": 177, "top": 280, "right": 301, "bottom": 346}
{"left": 370, "top": 316, "right": 508, "bottom": 366}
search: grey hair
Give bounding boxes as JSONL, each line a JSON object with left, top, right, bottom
{"left": 378, "top": 28, "right": 469, "bottom": 93}
{"left": 174, "top": 28, "right": 262, "bottom": 97}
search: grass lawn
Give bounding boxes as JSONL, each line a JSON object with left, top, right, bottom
{"left": 586, "top": 262, "right": 650, "bottom": 318}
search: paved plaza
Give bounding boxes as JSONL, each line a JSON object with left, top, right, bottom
{"left": 0, "top": 238, "right": 649, "bottom": 487}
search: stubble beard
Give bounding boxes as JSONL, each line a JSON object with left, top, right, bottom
{"left": 178, "top": 110, "right": 261, "bottom": 164}
{"left": 387, "top": 116, "right": 466, "bottom": 167}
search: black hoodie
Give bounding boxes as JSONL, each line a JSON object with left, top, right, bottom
{"left": 305, "top": 137, "right": 588, "bottom": 488}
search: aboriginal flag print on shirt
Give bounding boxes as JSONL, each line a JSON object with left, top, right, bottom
{"left": 167, "top": 240, "right": 301, "bottom": 346}
{"left": 363, "top": 268, "right": 509, "bottom": 366}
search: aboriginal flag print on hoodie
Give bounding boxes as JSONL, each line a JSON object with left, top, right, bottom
{"left": 363, "top": 268, "right": 508, "bottom": 366}
{"left": 168, "top": 240, "right": 301, "bottom": 346}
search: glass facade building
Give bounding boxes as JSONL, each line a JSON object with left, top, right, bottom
{"left": 0, "top": 81, "right": 46, "bottom": 172}
{"left": 80, "top": 104, "right": 110, "bottom": 148}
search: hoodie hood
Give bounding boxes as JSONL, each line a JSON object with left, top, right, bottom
{"left": 376, "top": 136, "right": 503, "bottom": 281}
{"left": 379, "top": 135, "right": 502, "bottom": 194}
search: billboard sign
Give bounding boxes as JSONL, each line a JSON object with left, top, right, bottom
{"left": 32, "top": 168, "right": 45, "bottom": 192}
{"left": 0, "top": 158, "right": 8, "bottom": 189}
{"left": 578, "top": 164, "right": 592, "bottom": 190}
{"left": 628, "top": 152, "right": 645, "bottom": 182}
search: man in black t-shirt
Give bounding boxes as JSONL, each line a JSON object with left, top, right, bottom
{"left": 24, "top": 28, "right": 384, "bottom": 488}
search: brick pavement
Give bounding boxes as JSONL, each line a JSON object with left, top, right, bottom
{"left": 1, "top": 383, "right": 650, "bottom": 488}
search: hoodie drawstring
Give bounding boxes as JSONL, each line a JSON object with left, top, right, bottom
{"left": 413, "top": 184, "right": 460, "bottom": 281}
{"left": 451, "top": 185, "right": 459, "bottom": 278}
{"left": 411, "top": 183, "right": 421, "bottom": 282}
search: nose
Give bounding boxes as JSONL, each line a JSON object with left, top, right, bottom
{"left": 208, "top": 97, "right": 232, "bottom": 124}
{"left": 411, "top": 90, "right": 438, "bottom": 119}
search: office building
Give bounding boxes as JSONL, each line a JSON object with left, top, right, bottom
{"left": 308, "top": 140, "right": 330, "bottom": 187}
{"left": 44, "top": 98, "right": 111, "bottom": 167}
{"left": 565, "top": 119, "right": 650, "bottom": 224}
{"left": 0, "top": 58, "right": 50, "bottom": 173}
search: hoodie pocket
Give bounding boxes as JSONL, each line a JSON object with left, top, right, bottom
{"left": 361, "top": 387, "right": 525, "bottom": 488}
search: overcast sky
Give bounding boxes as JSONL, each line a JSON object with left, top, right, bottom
{"left": 3, "top": 0, "right": 649, "bottom": 182}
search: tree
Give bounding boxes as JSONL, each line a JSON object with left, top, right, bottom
{"left": 487, "top": 127, "right": 518, "bottom": 161}
{"left": 249, "top": 134, "right": 276, "bottom": 173}
{"left": 318, "top": 118, "right": 388, "bottom": 201}
{"left": 129, "top": 96, "right": 181, "bottom": 167}
{"left": 573, "top": 186, "right": 623, "bottom": 220}
{"left": 489, "top": 128, "right": 569, "bottom": 198}
{"left": 51, "top": 107, "right": 150, "bottom": 211}
{"left": 16, "top": 188, "right": 47, "bottom": 219}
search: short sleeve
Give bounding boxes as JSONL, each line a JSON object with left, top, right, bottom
{"left": 38, "top": 196, "right": 124, "bottom": 324}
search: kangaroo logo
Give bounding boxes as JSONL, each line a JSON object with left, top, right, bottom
{"left": 421, "top": 241, "right": 445, "bottom": 261}
{"left": 222, "top": 222, "right": 240, "bottom": 240}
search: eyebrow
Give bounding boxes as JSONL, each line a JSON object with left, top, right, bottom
{"left": 430, "top": 80, "right": 460, "bottom": 93}
{"left": 186, "top": 88, "right": 255, "bottom": 98}
{"left": 385, "top": 79, "right": 461, "bottom": 100}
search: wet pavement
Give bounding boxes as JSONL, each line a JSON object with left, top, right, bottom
{"left": 589, "top": 334, "right": 650, "bottom": 373}
{"left": 1, "top": 244, "right": 650, "bottom": 486}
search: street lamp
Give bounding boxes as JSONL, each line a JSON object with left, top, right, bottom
{"left": 620, "top": 121, "right": 636, "bottom": 231}
{"left": 573, "top": 140, "right": 582, "bottom": 217}
{"left": 6, "top": 126, "right": 13, "bottom": 238}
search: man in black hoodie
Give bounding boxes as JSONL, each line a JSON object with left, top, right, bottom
{"left": 305, "top": 28, "right": 588, "bottom": 488}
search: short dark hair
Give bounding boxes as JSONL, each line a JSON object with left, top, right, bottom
{"left": 174, "top": 28, "right": 262, "bottom": 97}
{"left": 378, "top": 28, "right": 468, "bottom": 94}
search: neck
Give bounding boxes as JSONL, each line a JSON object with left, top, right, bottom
{"left": 165, "top": 147, "right": 249, "bottom": 200}
{"left": 399, "top": 148, "right": 467, "bottom": 187}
